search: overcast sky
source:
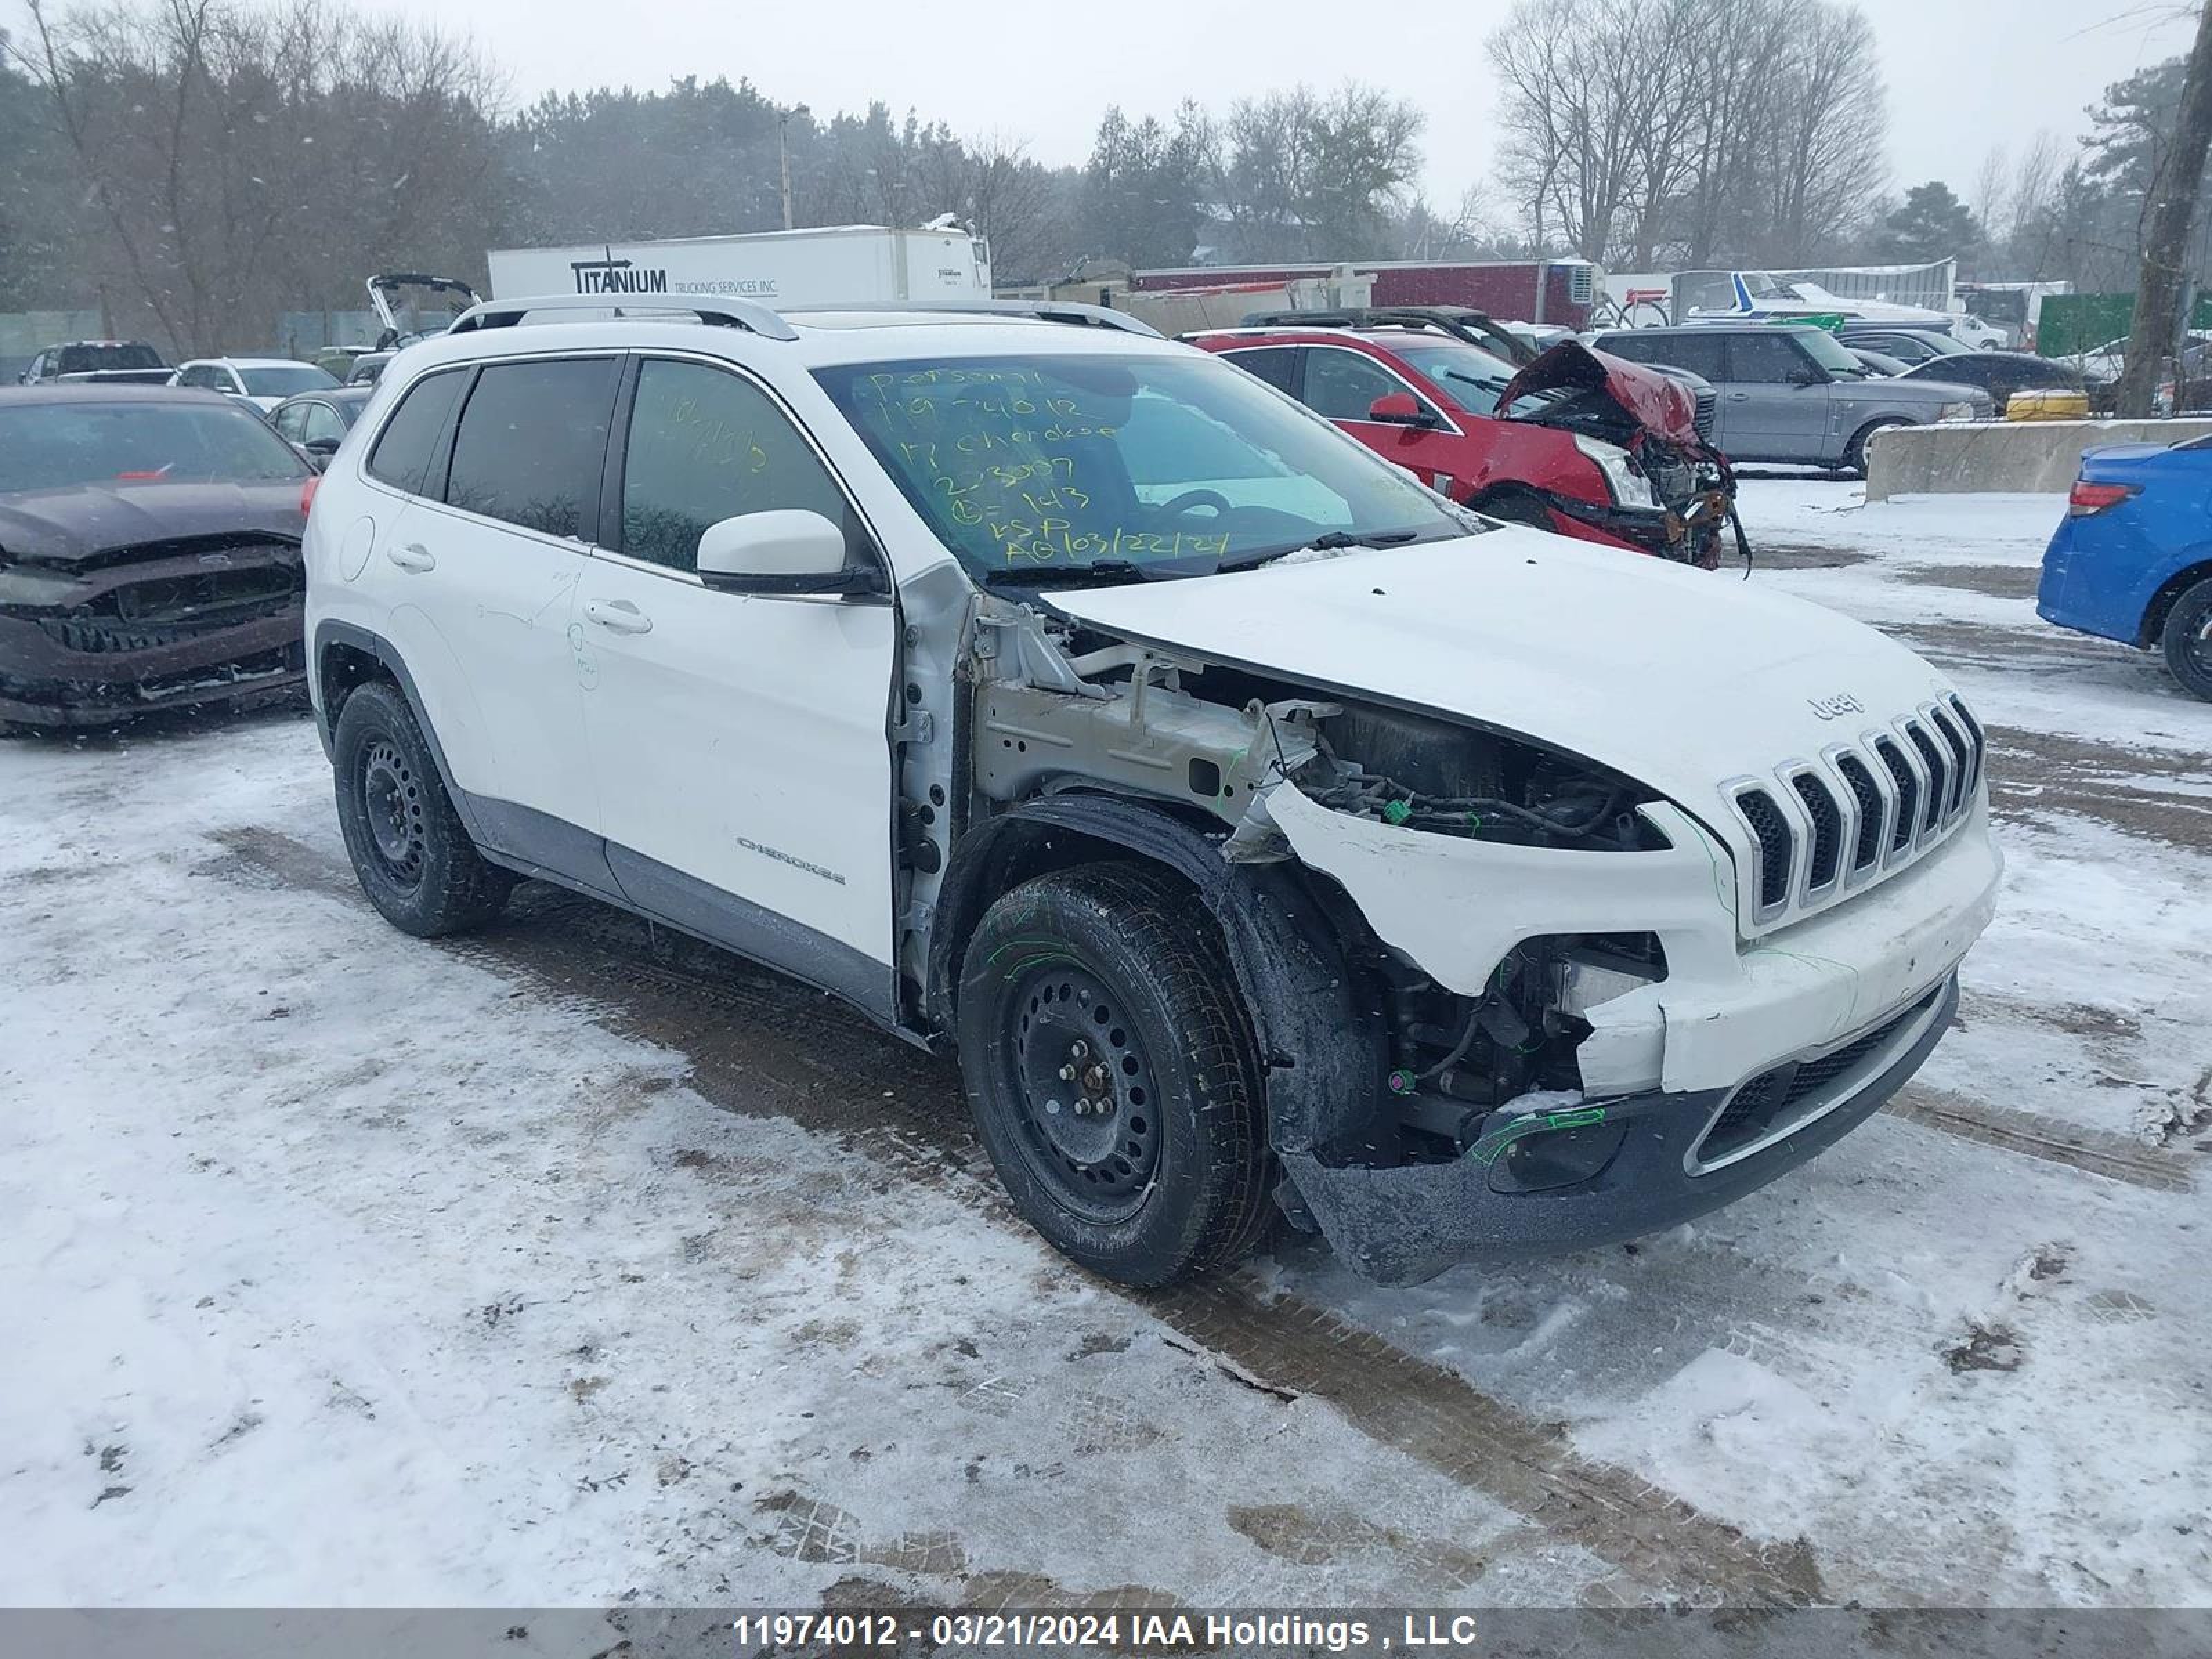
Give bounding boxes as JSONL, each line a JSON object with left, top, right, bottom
{"left": 8, "top": 0, "right": 2195, "bottom": 223}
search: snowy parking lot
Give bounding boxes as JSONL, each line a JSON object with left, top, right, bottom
{"left": 3, "top": 479, "right": 2207, "bottom": 1611}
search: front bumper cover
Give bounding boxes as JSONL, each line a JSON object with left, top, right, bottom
{"left": 0, "top": 545, "right": 304, "bottom": 727}
{"left": 1282, "top": 974, "right": 1958, "bottom": 1286}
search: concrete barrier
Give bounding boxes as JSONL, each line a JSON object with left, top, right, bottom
{"left": 1866, "top": 416, "right": 2212, "bottom": 499}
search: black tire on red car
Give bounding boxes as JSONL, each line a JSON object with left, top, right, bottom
{"left": 2160, "top": 577, "right": 2212, "bottom": 702}
{"left": 955, "top": 862, "right": 1272, "bottom": 1288}
{"left": 332, "top": 679, "right": 514, "bottom": 936}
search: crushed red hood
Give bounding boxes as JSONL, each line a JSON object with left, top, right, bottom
{"left": 1500, "top": 340, "right": 1705, "bottom": 446}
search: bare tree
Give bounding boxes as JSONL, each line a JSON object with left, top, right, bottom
{"left": 12, "top": 0, "right": 501, "bottom": 354}
{"left": 1488, "top": 0, "right": 1885, "bottom": 268}
{"left": 2118, "top": 1, "right": 2212, "bottom": 417}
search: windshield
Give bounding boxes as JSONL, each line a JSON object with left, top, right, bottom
{"left": 57, "top": 343, "right": 165, "bottom": 373}
{"left": 1391, "top": 342, "right": 1551, "bottom": 416}
{"left": 241, "top": 364, "right": 339, "bottom": 397}
{"left": 1794, "top": 329, "right": 1868, "bottom": 377}
{"left": 0, "top": 402, "right": 310, "bottom": 492}
{"left": 814, "top": 352, "right": 1474, "bottom": 582}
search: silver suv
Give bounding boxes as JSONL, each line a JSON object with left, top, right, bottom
{"left": 1590, "top": 324, "right": 1992, "bottom": 474}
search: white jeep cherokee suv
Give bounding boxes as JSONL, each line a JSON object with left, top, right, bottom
{"left": 304, "top": 294, "right": 2000, "bottom": 1287}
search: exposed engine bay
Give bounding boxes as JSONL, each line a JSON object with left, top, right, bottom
{"left": 1501, "top": 340, "right": 1745, "bottom": 570}
{"left": 966, "top": 599, "right": 1673, "bottom": 1172}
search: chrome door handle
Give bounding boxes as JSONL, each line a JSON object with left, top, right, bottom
{"left": 585, "top": 599, "right": 653, "bottom": 635}
{"left": 386, "top": 542, "right": 436, "bottom": 572}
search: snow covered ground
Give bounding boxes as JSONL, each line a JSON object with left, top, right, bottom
{"left": 3, "top": 483, "right": 2207, "bottom": 1612}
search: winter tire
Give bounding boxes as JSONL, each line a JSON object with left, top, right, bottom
{"left": 955, "top": 862, "right": 1271, "bottom": 1287}
{"left": 332, "top": 679, "right": 514, "bottom": 936}
{"left": 2161, "top": 576, "right": 2212, "bottom": 702}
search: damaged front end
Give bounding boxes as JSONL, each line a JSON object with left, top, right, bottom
{"left": 0, "top": 534, "right": 306, "bottom": 727}
{"left": 1500, "top": 341, "right": 1745, "bottom": 570}
{"left": 937, "top": 574, "right": 1989, "bottom": 1284}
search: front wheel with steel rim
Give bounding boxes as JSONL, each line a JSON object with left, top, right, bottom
{"left": 2160, "top": 576, "right": 2212, "bottom": 702}
{"left": 332, "top": 679, "right": 514, "bottom": 937}
{"left": 956, "top": 863, "right": 1271, "bottom": 1287}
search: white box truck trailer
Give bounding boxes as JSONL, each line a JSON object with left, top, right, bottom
{"left": 484, "top": 224, "right": 992, "bottom": 307}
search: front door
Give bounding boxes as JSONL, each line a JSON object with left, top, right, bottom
{"left": 1297, "top": 345, "right": 1466, "bottom": 494}
{"left": 574, "top": 354, "right": 899, "bottom": 1007}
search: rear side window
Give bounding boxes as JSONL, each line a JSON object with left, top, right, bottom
{"left": 1642, "top": 333, "right": 1726, "bottom": 381}
{"left": 617, "top": 358, "right": 857, "bottom": 572}
{"left": 1220, "top": 347, "right": 1297, "bottom": 393}
{"left": 445, "top": 358, "right": 620, "bottom": 538}
{"left": 367, "top": 368, "right": 469, "bottom": 495}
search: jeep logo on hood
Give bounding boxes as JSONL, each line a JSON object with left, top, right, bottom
{"left": 1808, "top": 692, "right": 1866, "bottom": 720}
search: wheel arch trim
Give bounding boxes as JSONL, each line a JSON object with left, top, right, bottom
{"left": 312, "top": 619, "right": 489, "bottom": 845}
{"left": 931, "top": 792, "right": 1384, "bottom": 1163}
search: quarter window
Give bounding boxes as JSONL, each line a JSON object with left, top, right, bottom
{"left": 366, "top": 367, "right": 469, "bottom": 496}
{"left": 617, "top": 358, "right": 857, "bottom": 572}
{"left": 445, "top": 357, "right": 620, "bottom": 538}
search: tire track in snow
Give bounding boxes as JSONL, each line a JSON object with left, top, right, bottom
{"left": 201, "top": 824, "right": 1828, "bottom": 1605}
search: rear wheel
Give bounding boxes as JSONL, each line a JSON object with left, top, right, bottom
{"left": 2160, "top": 577, "right": 2212, "bottom": 702}
{"left": 1843, "top": 418, "right": 1908, "bottom": 478}
{"left": 332, "top": 680, "right": 514, "bottom": 935}
{"left": 955, "top": 863, "right": 1271, "bottom": 1287}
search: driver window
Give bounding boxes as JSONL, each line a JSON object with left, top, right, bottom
{"left": 301, "top": 403, "right": 346, "bottom": 445}
{"left": 1304, "top": 350, "right": 1417, "bottom": 421}
{"left": 619, "top": 358, "right": 859, "bottom": 573}
{"left": 1728, "top": 334, "right": 1814, "bottom": 384}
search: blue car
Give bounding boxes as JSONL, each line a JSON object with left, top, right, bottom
{"left": 2039, "top": 440, "right": 2212, "bottom": 702}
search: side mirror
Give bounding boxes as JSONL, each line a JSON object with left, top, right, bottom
{"left": 1367, "top": 391, "right": 1434, "bottom": 427}
{"left": 1790, "top": 364, "right": 1828, "bottom": 387}
{"left": 696, "top": 509, "right": 884, "bottom": 597}
{"left": 303, "top": 435, "right": 341, "bottom": 460}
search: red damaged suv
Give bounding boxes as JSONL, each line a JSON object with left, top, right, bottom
{"left": 1188, "top": 309, "right": 1741, "bottom": 567}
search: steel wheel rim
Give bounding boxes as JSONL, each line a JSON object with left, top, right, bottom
{"left": 1006, "top": 964, "right": 1162, "bottom": 1224}
{"left": 360, "top": 738, "right": 427, "bottom": 888}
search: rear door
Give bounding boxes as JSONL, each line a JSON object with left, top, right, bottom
{"left": 371, "top": 355, "right": 617, "bottom": 856}
{"left": 574, "top": 353, "right": 899, "bottom": 1009}
{"left": 1720, "top": 332, "right": 1830, "bottom": 461}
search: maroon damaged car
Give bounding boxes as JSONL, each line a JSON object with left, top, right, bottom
{"left": 0, "top": 385, "right": 313, "bottom": 731}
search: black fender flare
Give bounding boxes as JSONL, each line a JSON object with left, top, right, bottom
{"left": 311, "top": 619, "right": 489, "bottom": 845}
{"left": 930, "top": 792, "right": 1385, "bottom": 1162}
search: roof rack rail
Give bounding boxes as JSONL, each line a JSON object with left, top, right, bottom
{"left": 445, "top": 292, "right": 800, "bottom": 342}
{"left": 780, "top": 299, "right": 1163, "bottom": 338}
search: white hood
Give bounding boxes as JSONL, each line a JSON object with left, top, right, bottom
{"left": 1042, "top": 526, "right": 1958, "bottom": 838}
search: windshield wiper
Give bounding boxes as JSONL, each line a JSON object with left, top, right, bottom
{"left": 1215, "top": 527, "right": 1423, "bottom": 573}
{"left": 980, "top": 559, "right": 1178, "bottom": 589}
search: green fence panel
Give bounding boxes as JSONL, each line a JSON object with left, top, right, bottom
{"left": 2039, "top": 292, "right": 2212, "bottom": 356}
